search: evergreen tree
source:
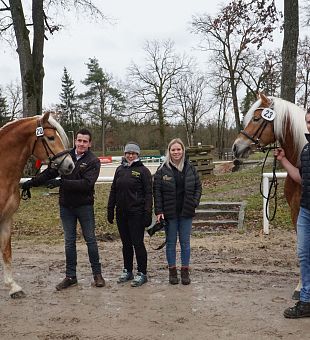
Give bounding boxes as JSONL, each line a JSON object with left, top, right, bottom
{"left": 80, "top": 57, "right": 125, "bottom": 155}
{"left": 59, "top": 67, "right": 80, "bottom": 134}
{"left": 0, "top": 87, "right": 9, "bottom": 126}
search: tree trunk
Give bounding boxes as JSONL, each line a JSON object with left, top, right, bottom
{"left": 281, "top": 0, "right": 299, "bottom": 103}
{"left": 158, "top": 101, "right": 165, "bottom": 154}
{"left": 9, "top": 0, "right": 45, "bottom": 116}
{"left": 230, "top": 81, "right": 241, "bottom": 131}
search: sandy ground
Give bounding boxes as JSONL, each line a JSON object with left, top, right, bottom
{"left": 1, "top": 228, "right": 310, "bottom": 340}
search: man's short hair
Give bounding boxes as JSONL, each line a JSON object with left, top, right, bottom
{"left": 76, "top": 128, "right": 92, "bottom": 141}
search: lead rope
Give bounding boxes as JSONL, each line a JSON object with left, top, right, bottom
{"left": 259, "top": 145, "right": 278, "bottom": 221}
{"left": 20, "top": 162, "right": 43, "bottom": 200}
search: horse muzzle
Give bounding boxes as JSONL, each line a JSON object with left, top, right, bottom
{"left": 49, "top": 151, "right": 75, "bottom": 175}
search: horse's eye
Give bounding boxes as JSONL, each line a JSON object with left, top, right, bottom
{"left": 253, "top": 116, "right": 261, "bottom": 122}
{"left": 47, "top": 136, "right": 55, "bottom": 141}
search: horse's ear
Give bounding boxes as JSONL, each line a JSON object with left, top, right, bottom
{"left": 42, "top": 111, "right": 50, "bottom": 123}
{"left": 259, "top": 92, "right": 270, "bottom": 105}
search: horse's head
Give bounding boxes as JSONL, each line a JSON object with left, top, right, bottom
{"left": 32, "top": 112, "right": 75, "bottom": 175}
{"left": 232, "top": 93, "right": 276, "bottom": 159}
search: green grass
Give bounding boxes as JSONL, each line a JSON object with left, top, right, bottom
{"left": 201, "top": 165, "right": 292, "bottom": 231}
{"left": 13, "top": 165, "right": 293, "bottom": 242}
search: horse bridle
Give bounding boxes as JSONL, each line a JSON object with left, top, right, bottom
{"left": 240, "top": 106, "right": 277, "bottom": 152}
{"left": 32, "top": 118, "right": 71, "bottom": 170}
{"left": 240, "top": 104, "right": 279, "bottom": 222}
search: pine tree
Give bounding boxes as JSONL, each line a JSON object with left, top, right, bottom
{"left": 59, "top": 67, "right": 80, "bottom": 133}
{"left": 80, "top": 57, "right": 125, "bottom": 155}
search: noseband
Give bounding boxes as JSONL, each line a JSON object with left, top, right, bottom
{"left": 32, "top": 118, "right": 71, "bottom": 170}
{"left": 240, "top": 106, "right": 276, "bottom": 152}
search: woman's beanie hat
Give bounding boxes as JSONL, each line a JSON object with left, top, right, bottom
{"left": 124, "top": 142, "right": 140, "bottom": 154}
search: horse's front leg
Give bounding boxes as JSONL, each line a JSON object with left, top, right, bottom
{"left": 0, "top": 220, "right": 25, "bottom": 298}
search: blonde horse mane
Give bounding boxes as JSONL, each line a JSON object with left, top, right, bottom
{"left": 47, "top": 115, "right": 70, "bottom": 149}
{"left": 0, "top": 114, "right": 70, "bottom": 149}
{"left": 244, "top": 96, "right": 307, "bottom": 155}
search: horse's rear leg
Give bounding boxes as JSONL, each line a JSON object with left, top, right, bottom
{"left": 0, "top": 221, "right": 25, "bottom": 298}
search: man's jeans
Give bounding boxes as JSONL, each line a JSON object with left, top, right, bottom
{"left": 60, "top": 205, "right": 101, "bottom": 278}
{"left": 297, "top": 207, "right": 310, "bottom": 302}
{"left": 165, "top": 217, "right": 192, "bottom": 267}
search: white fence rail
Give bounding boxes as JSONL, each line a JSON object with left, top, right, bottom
{"left": 262, "top": 172, "right": 287, "bottom": 234}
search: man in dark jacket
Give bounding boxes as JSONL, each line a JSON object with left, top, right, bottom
{"left": 107, "top": 142, "right": 152, "bottom": 287}
{"left": 22, "top": 128, "right": 105, "bottom": 290}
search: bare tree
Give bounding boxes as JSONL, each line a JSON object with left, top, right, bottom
{"left": 191, "top": 0, "right": 280, "bottom": 131}
{"left": 173, "top": 70, "right": 210, "bottom": 146}
{"left": 281, "top": 0, "right": 299, "bottom": 102}
{"left": 127, "top": 40, "right": 190, "bottom": 153}
{"left": 0, "top": 1, "right": 105, "bottom": 117}
{"left": 239, "top": 49, "right": 282, "bottom": 97}
{"left": 296, "top": 36, "right": 310, "bottom": 108}
{"left": 5, "top": 80, "right": 22, "bottom": 120}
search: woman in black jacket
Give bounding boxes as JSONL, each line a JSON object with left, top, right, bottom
{"left": 153, "top": 138, "right": 202, "bottom": 285}
{"left": 107, "top": 142, "right": 152, "bottom": 287}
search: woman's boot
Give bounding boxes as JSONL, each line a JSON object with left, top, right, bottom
{"left": 169, "top": 266, "right": 179, "bottom": 284}
{"left": 181, "top": 266, "right": 191, "bottom": 285}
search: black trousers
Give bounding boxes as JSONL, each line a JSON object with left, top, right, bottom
{"left": 116, "top": 211, "right": 147, "bottom": 274}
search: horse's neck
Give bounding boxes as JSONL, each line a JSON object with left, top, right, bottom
{"left": 0, "top": 121, "right": 35, "bottom": 182}
{"left": 280, "top": 128, "right": 299, "bottom": 167}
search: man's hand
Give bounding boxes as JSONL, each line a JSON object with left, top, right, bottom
{"left": 21, "top": 180, "right": 33, "bottom": 191}
{"left": 46, "top": 179, "right": 61, "bottom": 189}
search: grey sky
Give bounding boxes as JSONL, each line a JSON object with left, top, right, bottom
{"left": 0, "top": 0, "right": 290, "bottom": 107}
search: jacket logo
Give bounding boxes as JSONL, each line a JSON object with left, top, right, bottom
{"left": 80, "top": 162, "right": 87, "bottom": 168}
{"left": 163, "top": 175, "right": 172, "bottom": 181}
{"left": 132, "top": 170, "right": 140, "bottom": 177}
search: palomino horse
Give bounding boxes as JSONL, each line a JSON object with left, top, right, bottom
{"left": 0, "top": 112, "right": 74, "bottom": 298}
{"left": 232, "top": 93, "right": 307, "bottom": 299}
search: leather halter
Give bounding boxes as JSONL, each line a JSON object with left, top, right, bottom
{"left": 240, "top": 106, "right": 275, "bottom": 152}
{"left": 31, "top": 118, "right": 71, "bottom": 170}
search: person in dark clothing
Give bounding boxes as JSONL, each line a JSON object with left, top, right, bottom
{"left": 107, "top": 142, "right": 152, "bottom": 287}
{"left": 275, "top": 109, "right": 310, "bottom": 318}
{"left": 21, "top": 128, "right": 105, "bottom": 290}
{"left": 153, "top": 138, "right": 202, "bottom": 285}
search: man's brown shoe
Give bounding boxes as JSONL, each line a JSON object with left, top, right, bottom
{"left": 56, "top": 277, "right": 77, "bottom": 291}
{"left": 93, "top": 273, "right": 105, "bottom": 287}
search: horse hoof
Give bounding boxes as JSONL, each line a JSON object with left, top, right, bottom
{"left": 10, "top": 290, "right": 26, "bottom": 299}
{"left": 292, "top": 290, "right": 300, "bottom": 300}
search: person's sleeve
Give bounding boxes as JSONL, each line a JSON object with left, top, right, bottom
{"left": 153, "top": 169, "right": 163, "bottom": 215}
{"left": 30, "top": 167, "right": 59, "bottom": 187}
{"left": 61, "top": 158, "right": 100, "bottom": 192}
{"left": 142, "top": 167, "right": 153, "bottom": 213}
{"left": 192, "top": 166, "right": 202, "bottom": 207}
{"left": 107, "top": 167, "right": 119, "bottom": 211}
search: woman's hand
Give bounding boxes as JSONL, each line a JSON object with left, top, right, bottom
{"left": 156, "top": 213, "right": 165, "bottom": 222}
{"left": 274, "top": 147, "right": 286, "bottom": 161}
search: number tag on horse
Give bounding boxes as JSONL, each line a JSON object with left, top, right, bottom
{"left": 261, "top": 108, "right": 276, "bottom": 121}
{"left": 36, "top": 127, "right": 44, "bottom": 137}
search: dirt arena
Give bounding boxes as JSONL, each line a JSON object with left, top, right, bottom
{"left": 1, "top": 228, "right": 310, "bottom": 340}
